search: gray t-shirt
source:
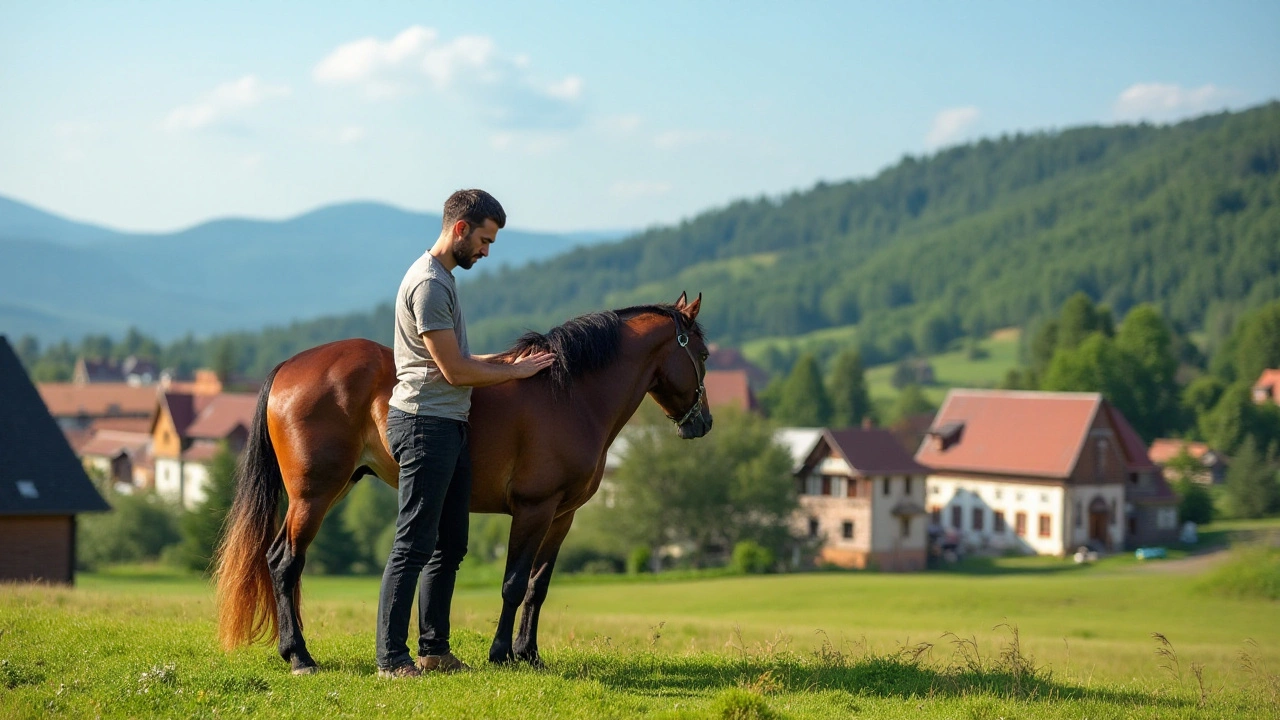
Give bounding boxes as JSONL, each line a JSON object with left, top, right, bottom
{"left": 389, "top": 252, "right": 471, "bottom": 419}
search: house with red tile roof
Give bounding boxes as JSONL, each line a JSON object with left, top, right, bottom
{"left": 704, "top": 370, "right": 759, "bottom": 413}
{"left": 37, "top": 382, "right": 158, "bottom": 431}
{"left": 1148, "top": 439, "right": 1228, "bottom": 485}
{"left": 1253, "top": 369, "right": 1280, "bottom": 405}
{"left": 915, "top": 390, "right": 1179, "bottom": 556}
{"left": 793, "top": 428, "right": 932, "bottom": 570}
{"left": 150, "top": 391, "right": 257, "bottom": 508}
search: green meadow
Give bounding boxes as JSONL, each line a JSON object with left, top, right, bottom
{"left": 3, "top": 522, "right": 1279, "bottom": 719}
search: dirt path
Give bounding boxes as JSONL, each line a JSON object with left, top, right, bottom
{"left": 1126, "top": 547, "right": 1230, "bottom": 574}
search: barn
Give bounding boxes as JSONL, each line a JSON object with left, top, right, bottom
{"left": 0, "top": 336, "right": 110, "bottom": 584}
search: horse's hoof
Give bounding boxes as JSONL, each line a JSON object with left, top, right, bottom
{"left": 291, "top": 665, "right": 318, "bottom": 676}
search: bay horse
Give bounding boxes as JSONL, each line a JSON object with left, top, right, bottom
{"left": 214, "top": 293, "right": 711, "bottom": 674}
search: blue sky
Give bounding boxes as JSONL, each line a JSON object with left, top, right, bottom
{"left": 1, "top": 1, "right": 1277, "bottom": 234}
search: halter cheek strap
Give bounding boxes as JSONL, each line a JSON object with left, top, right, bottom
{"left": 665, "top": 313, "right": 707, "bottom": 428}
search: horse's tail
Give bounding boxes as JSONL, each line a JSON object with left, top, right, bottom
{"left": 214, "top": 362, "right": 285, "bottom": 650}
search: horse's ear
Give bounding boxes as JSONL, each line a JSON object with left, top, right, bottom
{"left": 674, "top": 291, "right": 688, "bottom": 309}
{"left": 683, "top": 292, "right": 702, "bottom": 320}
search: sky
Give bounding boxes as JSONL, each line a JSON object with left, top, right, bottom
{"left": 1, "top": 1, "right": 1277, "bottom": 234}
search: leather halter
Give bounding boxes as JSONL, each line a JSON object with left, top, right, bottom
{"left": 663, "top": 310, "right": 707, "bottom": 428}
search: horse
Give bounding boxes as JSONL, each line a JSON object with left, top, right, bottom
{"left": 214, "top": 293, "right": 712, "bottom": 674}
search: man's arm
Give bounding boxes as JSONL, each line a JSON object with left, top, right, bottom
{"left": 422, "top": 330, "right": 555, "bottom": 387}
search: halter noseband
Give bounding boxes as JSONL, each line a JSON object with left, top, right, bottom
{"left": 664, "top": 311, "right": 707, "bottom": 428}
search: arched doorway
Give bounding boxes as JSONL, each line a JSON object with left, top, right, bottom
{"left": 1087, "top": 496, "right": 1110, "bottom": 549}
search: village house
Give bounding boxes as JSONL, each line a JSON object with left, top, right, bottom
{"left": 73, "top": 355, "right": 159, "bottom": 386}
{"left": 916, "top": 389, "right": 1179, "bottom": 556}
{"left": 37, "top": 381, "right": 157, "bottom": 432}
{"left": 150, "top": 390, "right": 257, "bottom": 508}
{"left": 0, "top": 337, "right": 110, "bottom": 584}
{"left": 793, "top": 427, "right": 931, "bottom": 571}
{"left": 1253, "top": 368, "right": 1280, "bottom": 404}
{"left": 1148, "top": 439, "right": 1228, "bottom": 485}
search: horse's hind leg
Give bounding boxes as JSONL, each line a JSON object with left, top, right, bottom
{"left": 513, "top": 509, "right": 576, "bottom": 667}
{"left": 268, "top": 487, "right": 343, "bottom": 674}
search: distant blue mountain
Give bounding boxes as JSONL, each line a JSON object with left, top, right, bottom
{"left": 0, "top": 196, "right": 632, "bottom": 341}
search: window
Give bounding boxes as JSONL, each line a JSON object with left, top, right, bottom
{"left": 1038, "top": 514, "right": 1052, "bottom": 538}
{"left": 930, "top": 507, "right": 942, "bottom": 524}
{"left": 15, "top": 480, "right": 38, "bottom": 499}
{"left": 994, "top": 489, "right": 1003, "bottom": 500}
{"left": 1157, "top": 507, "right": 1178, "bottom": 530}
{"left": 951, "top": 505, "right": 962, "bottom": 529}
{"left": 930, "top": 485, "right": 941, "bottom": 495}
{"left": 904, "top": 477, "right": 912, "bottom": 495}
{"left": 808, "top": 517, "right": 820, "bottom": 538}
{"left": 842, "top": 521, "right": 854, "bottom": 539}
{"left": 821, "top": 476, "right": 832, "bottom": 496}
{"left": 883, "top": 478, "right": 891, "bottom": 496}
{"left": 1015, "top": 512, "right": 1027, "bottom": 536}
{"left": 1096, "top": 438, "right": 1110, "bottom": 479}
{"left": 900, "top": 517, "right": 911, "bottom": 539}
{"left": 805, "top": 474, "right": 821, "bottom": 496}
{"left": 1040, "top": 492, "right": 1048, "bottom": 503}
{"left": 832, "top": 477, "right": 847, "bottom": 498}
{"left": 1074, "top": 501, "right": 1082, "bottom": 528}
{"left": 994, "top": 511, "right": 1006, "bottom": 533}
{"left": 972, "top": 507, "right": 985, "bottom": 531}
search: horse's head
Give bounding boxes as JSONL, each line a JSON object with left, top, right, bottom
{"left": 650, "top": 292, "right": 713, "bottom": 439}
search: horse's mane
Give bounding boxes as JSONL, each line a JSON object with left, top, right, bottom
{"left": 496, "top": 303, "right": 704, "bottom": 392}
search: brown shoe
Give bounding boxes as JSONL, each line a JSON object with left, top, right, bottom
{"left": 376, "top": 662, "right": 422, "bottom": 679}
{"left": 416, "top": 652, "right": 471, "bottom": 673}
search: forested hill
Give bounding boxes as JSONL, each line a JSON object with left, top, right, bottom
{"left": 460, "top": 102, "right": 1280, "bottom": 359}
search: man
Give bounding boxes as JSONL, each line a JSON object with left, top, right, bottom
{"left": 377, "top": 189, "right": 555, "bottom": 678}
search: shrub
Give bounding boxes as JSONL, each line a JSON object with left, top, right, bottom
{"left": 77, "top": 491, "right": 181, "bottom": 570}
{"left": 731, "top": 540, "right": 774, "bottom": 574}
{"left": 1199, "top": 543, "right": 1280, "bottom": 600}
{"left": 710, "top": 687, "right": 776, "bottom": 720}
{"left": 627, "top": 545, "right": 652, "bottom": 575}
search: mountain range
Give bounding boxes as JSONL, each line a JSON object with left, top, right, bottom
{"left": 0, "top": 196, "right": 628, "bottom": 341}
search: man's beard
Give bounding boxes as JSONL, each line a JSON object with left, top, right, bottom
{"left": 452, "top": 245, "right": 476, "bottom": 269}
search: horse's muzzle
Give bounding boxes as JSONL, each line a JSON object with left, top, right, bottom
{"left": 677, "top": 412, "right": 712, "bottom": 439}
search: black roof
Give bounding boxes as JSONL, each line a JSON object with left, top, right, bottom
{"left": 0, "top": 336, "right": 110, "bottom": 515}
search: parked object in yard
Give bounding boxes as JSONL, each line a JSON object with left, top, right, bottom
{"left": 1179, "top": 522, "right": 1198, "bottom": 545}
{"left": 1073, "top": 546, "right": 1099, "bottom": 564}
{"left": 1135, "top": 547, "right": 1168, "bottom": 560}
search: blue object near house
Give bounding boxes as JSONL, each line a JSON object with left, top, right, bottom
{"left": 1134, "top": 547, "right": 1168, "bottom": 560}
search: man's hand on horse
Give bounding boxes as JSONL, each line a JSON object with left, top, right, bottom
{"left": 510, "top": 351, "right": 556, "bottom": 378}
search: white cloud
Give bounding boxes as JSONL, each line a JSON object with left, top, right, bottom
{"left": 925, "top": 106, "right": 980, "bottom": 150}
{"left": 1113, "top": 83, "right": 1235, "bottom": 122}
{"left": 314, "top": 25, "right": 584, "bottom": 129}
{"left": 163, "top": 75, "right": 290, "bottom": 132}
{"left": 488, "top": 131, "right": 566, "bottom": 155}
{"left": 611, "top": 180, "right": 672, "bottom": 200}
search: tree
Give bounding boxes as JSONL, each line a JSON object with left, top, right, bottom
{"left": 1114, "top": 304, "right": 1181, "bottom": 440}
{"left": 173, "top": 444, "right": 239, "bottom": 573}
{"left": 1199, "top": 383, "right": 1280, "bottom": 456}
{"left": 212, "top": 337, "right": 237, "bottom": 383}
{"left": 772, "top": 354, "right": 832, "bottom": 426}
{"left": 1223, "top": 437, "right": 1280, "bottom": 519}
{"left": 1173, "top": 478, "right": 1215, "bottom": 525}
{"left": 890, "top": 384, "right": 936, "bottom": 424}
{"left": 829, "top": 349, "right": 873, "bottom": 428}
{"left": 1057, "top": 293, "right": 1113, "bottom": 351}
{"left": 605, "top": 408, "right": 798, "bottom": 567}
{"left": 1229, "top": 300, "right": 1280, "bottom": 385}
{"left": 1182, "top": 375, "right": 1227, "bottom": 427}
{"left": 340, "top": 479, "right": 399, "bottom": 572}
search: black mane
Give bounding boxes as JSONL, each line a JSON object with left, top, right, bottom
{"left": 498, "top": 303, "right": 703, "bottom": 392}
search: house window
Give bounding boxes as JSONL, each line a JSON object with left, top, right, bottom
{"left": 951, "top": 505, "right": 962, "bottom": 529}
{"left": 832, "top": 477, "right": 847, "bottom": 498}
{"left": 805, "top": 474, "right": 821, "bottom": 496}
{"left": 883, "top": 478, "right": 891, "bottom": 496}
{"left": 1096, "top": 439, "right": 1110, "bottom": 479}
{"left": 1015, "top": 512, "right": 1027, "bottom": 536}
{"left": 994, "top": 489, "right": 1003, "bottom": 500}
{"left": 1110, "top": 499, "right": 1117, "bottom": 525}
{"left": 1157, "top": 507, "right": 1178, "bottom": 530}
{"left": 1038, "top": 514, "right": 1052, "bottom": 538}
{"left": 930, "top": 485, "right": 940, "bottom": 495}
{"left": 821, "top": 476, "right": 832, "bottom": 496}
{"left": 842, "top": 521, "right": 854, "bottom": 539}
{"left": 900, "top": 517, "right": 911, "bottom": 539}
{"left": 1040, "top": 493, "right": 1048, "bottom": 503}
{"left": 1074, "top": 501, "right": 1082, "bottom": 528}
{"left": 972, "top": 507, "right": 985, "bottom": 531}
{"left": 904, "top": 477, "right": 912, "bottom": 495}
{"left": 808, "top": 517, "right": 820, "bottom": 538}
{"left": 994, "top": 511, "right": 1006, "bottom": 533}
{"left": 930, "top": 507, "right": 942, "bottom": 524}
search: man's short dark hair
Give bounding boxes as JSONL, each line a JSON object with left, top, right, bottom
{"left": 442, "top": 189, "right": 506, "bottom": 231}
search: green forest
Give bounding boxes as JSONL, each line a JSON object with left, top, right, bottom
{"left": 12, "top": 102, "right": 1280, "bottom": 388}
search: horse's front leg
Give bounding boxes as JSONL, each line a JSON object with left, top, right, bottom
{"left": 513, "top": 509, "right": 576, "bottom": 667}
{"left": 490, "top": 499, "right": 559, "bottom": 664}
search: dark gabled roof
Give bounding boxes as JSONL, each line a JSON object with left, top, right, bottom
{"left": 800, "top": 427, "right": 932, "bottom": 477}
{"left": 0, "top": 336, "right": 110, "bottom": 515}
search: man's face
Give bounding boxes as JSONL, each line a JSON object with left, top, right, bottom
{"left": 451, "top": 218, "right": 498, "bottom": 270}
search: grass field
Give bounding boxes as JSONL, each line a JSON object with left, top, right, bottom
{"left": 4, "top": 523, "right": 1279, "bottom": 718}
{"left": 863, "top": 331, "right": 1023, "bottom": 409}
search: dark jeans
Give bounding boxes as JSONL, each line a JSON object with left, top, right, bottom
{"left": 375, "top": 408, "right": 472, "bottom": 669}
